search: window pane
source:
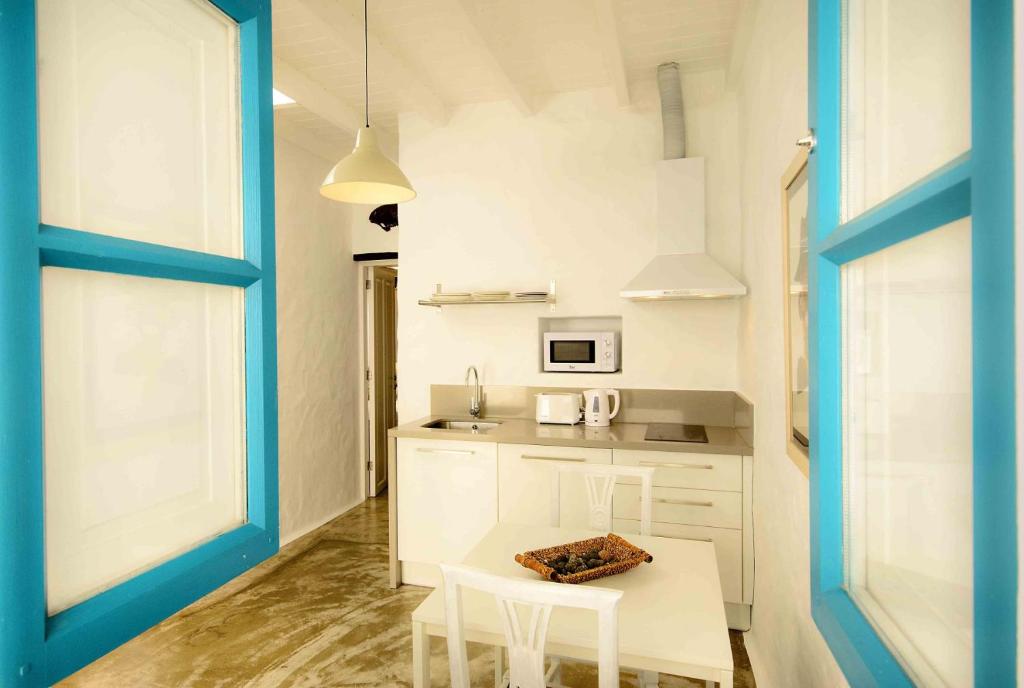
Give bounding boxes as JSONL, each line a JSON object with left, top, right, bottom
{"left": 842, "top": 0, "right": 970, "bottom": 220}
{"left": 42, "top": 268, "right": 247, "bottom": 614}
{"left": 36, "top": 0, "right": 242, "bottom": 257}
{"left": 842, "top": 218, "right": 972, "bottom": 686}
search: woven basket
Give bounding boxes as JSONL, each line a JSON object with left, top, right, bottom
{"left": 514, "top": 533, "right": 653, "bottom": 584}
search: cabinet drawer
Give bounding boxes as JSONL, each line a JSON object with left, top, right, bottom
{"left": 613, "top": 449, "right": 741, "bottom": 492}
{"left": 398, "top": 437, "right": 498, "bottom": 461}
{"left": 498, "top": 443, "right": 611, "bottom": 528}
{"left": 614, "top": 519, "right": 742, "bottom": 603}
{"left": 614, "top": 483, "right": 742, "bottom": 529}
{"left": 501, "top": 443, "right": 612, "bottom": 465}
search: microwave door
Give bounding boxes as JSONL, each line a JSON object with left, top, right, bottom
{"left": 550, "top": 340, "right": 596, "bottom": 365}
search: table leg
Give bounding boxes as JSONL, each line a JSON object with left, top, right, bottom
{"left": 412, "top": 621, "right": 430, "bottom": 688}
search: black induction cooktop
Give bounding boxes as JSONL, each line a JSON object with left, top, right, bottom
{"left": 644, "top": 423, "right": 709, "bottom": 443}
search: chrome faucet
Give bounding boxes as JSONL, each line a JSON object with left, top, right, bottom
{"left": 465, "top": 366, "right": 482, "bottom": 418}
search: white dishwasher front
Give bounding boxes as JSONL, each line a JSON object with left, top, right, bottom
{"left": 396, "top": 437, "right": 498, "bottom": 587}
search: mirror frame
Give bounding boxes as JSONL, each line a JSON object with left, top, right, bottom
{"left": 782, "top": 148, "right": 810, "bottom": 477}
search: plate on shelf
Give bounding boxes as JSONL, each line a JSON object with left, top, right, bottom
{"left": 430, "top": 292, "right": 472, "bottom": 303}
{"left": 472, "top": 290, "right": 511, "bottom": 300}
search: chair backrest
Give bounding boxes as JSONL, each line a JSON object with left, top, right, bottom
{"left": 440, "top": 563, "right": 623, "bottom": 688}
{"left": 553, "top": 463, "right": 655, "bottom": 535}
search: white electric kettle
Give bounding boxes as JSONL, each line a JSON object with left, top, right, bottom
{"left": 583, "top": 389, "right": 620, "bottom": 427}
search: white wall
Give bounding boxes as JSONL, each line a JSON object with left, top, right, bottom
{"left": 350, "top": 203, "right": 399, "bottom": 255}
{"left": 732, "top": 0, "right": 848, "bottom": 685}
{"left": 274, "top": 137, "right": 364, "bottom": 543}
{"left": 396, "top": 75, "right": 742, "bottom": 421}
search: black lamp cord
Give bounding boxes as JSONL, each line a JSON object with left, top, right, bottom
{"left": 364, "top": 0, "right": 369, "bottom": 129}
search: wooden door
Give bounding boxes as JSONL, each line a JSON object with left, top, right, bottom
{"left": 370, "top": 267, "right": 397, "bottom": 495}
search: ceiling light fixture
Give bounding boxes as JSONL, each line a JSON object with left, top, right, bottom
{"left": 319, "top": 0, "right": 416, "bottom": 204}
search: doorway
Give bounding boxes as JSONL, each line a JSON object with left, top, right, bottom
{"left": 364, "top": 265, "right": 398, "bottom": 496}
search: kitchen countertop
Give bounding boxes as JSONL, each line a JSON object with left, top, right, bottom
{"left": 389, "top": 415, "right": 751, "bottom": 456}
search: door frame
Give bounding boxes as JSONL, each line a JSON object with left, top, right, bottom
{"left": 0, "top": 1, "right": 278, "bottom": 685}
{"left": 358, "top": 259, "right": 398, "bottom": 498}
{"left": 807, "top": 0, "right": 1017, "bottom": 685}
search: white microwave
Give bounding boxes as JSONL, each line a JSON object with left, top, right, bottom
{"left": 543, "top": 331, "right": 620, "bottom": 373}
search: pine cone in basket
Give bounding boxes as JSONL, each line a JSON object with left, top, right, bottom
{"left": 514, "top": 534, "right": 653, "bottom": 584}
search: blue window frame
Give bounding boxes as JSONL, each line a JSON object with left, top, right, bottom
{"left": 808, "top": 0, "right": 1016, "bottom": 685}
{"left": 0, "top": 1, "right": 278, "bottom": 685}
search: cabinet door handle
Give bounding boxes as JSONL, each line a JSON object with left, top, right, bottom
{"left": 416, "top": 447, "right": 475, "bottom": 456}
{"left": 683, "top": 536, "right": 714, "bottom": 543}
{"left": 652, "top": 497, "right": 714, "bottom": 507}
{"left": 522, "top": 454, "right": 586, "bottom": 463}
{"left": 639, "top": 461, "right": 714, "bottom": 470}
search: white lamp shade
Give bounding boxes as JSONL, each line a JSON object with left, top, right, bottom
{"left": 320, "top": 126, "right": 416, "bottom": 204}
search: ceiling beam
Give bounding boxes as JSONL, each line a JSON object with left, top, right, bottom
{"left": 273, "top": 57, "right": 365, "bottom": 134}
{"left": 593, "top": 0, "right": 630, "bottom": 106}
{"left": 294, "top": 0, "right": 448, "bottom": 126}
{"left": 451, "top": 0, "right": 533, "bottom": 116}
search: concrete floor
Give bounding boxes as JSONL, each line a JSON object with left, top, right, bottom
{"left": 61, "top": 494, "right": 756, "bottom": 687}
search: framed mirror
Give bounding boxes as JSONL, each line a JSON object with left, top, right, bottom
{"left": 782, "top": 149, "right": 810, "bottom": 476}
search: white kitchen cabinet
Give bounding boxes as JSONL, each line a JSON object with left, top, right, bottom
{"left": 396, "top": 437, "right": 498, "bottom": 586}
{"left": 394, "top": 434, "right": 754, "bottom": 630}
{"left": 614, "top": 483, "right": 743, "bottom": 529}
{"left": 497, "top": 443, "right": 611, "bottom": 529}
{"left": 613, "top": 448, "right": 742, "bottom": 492}
{"left": 613, "top": 449, "right": 754, "bottom": 631}
{"left": 613, "top": 518, "right": 743, "bottom": 602}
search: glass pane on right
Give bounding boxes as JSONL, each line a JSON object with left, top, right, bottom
{"left": 842, "top": 218, "right": 972, "bottom": 686}
{"left": 842, "top": 0, "right": 970, "bottom": 221}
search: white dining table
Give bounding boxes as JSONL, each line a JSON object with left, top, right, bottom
{"left": 410, "top": 523, "right": 734, "bottom": 687}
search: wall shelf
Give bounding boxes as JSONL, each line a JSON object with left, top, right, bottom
{"left": 418, "top": 294, "right": 554, "bottom": 308}
{"left": 419, "top": 280, "right": 556, "bottom": 308}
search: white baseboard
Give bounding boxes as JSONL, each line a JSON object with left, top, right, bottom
{"left": 742, "top": 632, "right": 773, "bottom": 688}
{"left": 279, "top": 496, "right": 366, "bottom": 547}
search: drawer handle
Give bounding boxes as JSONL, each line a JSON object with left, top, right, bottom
{"left": 683, "top": 536, "right": 714, "bottom": 543}
{"left": 522, "top": 455, "right": 586, "bottom": 463}
{"left": 416, "top": 447, "right": 475, "bottom": 456}
{"left": 652, "top": 497, "right": 714, "bottom": 507}
{"left": 639, "top": 461, "right": 714, "bottom": 470}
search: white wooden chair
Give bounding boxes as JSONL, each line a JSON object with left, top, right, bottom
{"left": 548, "top": 463, "right": 658, "bottom": 687}
{"left": 552, "top": 463, "right": 655, "bottom": 535}
{"left": 440, "top": 563, "right": 624, "bottom": 688}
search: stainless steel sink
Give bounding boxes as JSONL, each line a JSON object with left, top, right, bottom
{"left": 422, "top": 419, "right": 502, "bottom": 433}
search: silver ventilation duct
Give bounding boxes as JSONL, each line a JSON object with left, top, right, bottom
{"left": 657, "top": 62, "right": 685, "bottom": 160}
{"left": 619, "top": 63, "right": 747, "bottom": 300}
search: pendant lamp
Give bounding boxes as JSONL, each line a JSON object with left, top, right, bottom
{"left": 320, "top": 0, "right": 416, "bottom": 204}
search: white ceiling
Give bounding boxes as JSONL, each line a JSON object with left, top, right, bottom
{"left": 272, "top": 0, "right": 743, "bottom": 161}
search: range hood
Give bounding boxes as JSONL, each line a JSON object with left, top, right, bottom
{"left": 620, "top": 156, "right": 747, "bottom": 300}
{"left": 621, "top": 62, "right": 746, "bottom": 301}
